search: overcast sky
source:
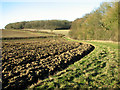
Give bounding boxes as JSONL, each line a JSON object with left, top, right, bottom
{"left": 0, "top": 0, "right": 110, "bottom": 29}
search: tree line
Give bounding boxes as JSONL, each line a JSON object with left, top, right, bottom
{"left": 5, "top": 2, "right": 119, "bottom": 41}
{"left": 5, "top": 20, "right": 71, "bottom": 30}
{"left": 69, "top": 2, "right": 118, "bottom": 41}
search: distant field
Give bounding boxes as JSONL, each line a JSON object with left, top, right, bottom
{"left": 23, "top": 29, "right": 70, "bottom": 36}
{"left": 41, "top": 30, "right": 70, "bottom": 36}
{"left": 2, "top": 29, "right": 55, "bottom": 38}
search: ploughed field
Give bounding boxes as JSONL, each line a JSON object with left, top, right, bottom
{"left": 2, "top": 38, "right": 94, "bottom": 89}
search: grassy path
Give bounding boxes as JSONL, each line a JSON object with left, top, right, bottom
{"left": 30, "top": 37, "right": 119, "bottom": 89}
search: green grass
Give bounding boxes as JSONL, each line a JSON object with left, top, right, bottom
{"left": 65, "top": 37, "right": 118, "bottom": 49}
{"left": 31, "top": 37, "right": 119, "bottom": 89}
